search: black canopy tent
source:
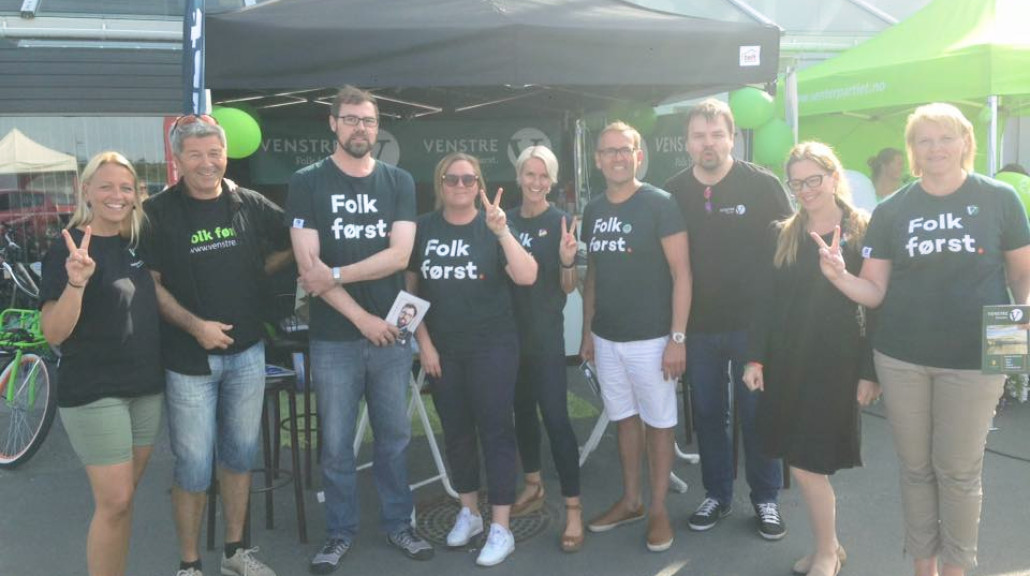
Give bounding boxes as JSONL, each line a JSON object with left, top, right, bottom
{"left": 205, "top": 0, "right": 781, "bottom": 116}
{"left": 204, "top": 0, "right": 781, "bottom": 212}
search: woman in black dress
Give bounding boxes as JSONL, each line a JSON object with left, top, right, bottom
{"left": 743, "top": 142, "right": 879, "bottom": 576}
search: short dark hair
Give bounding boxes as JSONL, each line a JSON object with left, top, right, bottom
{"left": 684, "top": 98, "right": 735, "bottom": 136}
{"left": 331, "top": 85, "right": 379, "bottom": 118}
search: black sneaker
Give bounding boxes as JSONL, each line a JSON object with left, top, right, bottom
{"left": 688, "top": 497, "right": 732, "bottom": 531}
{"left": 387, "top": 526, "right": 435, "bottom": 560}
{"left": 754, "top": 502, "right": 787, "bottom": 540}
{"left": 310, "top": 538, "right": 350, "bottom": 574}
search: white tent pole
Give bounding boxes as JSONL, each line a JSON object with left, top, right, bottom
{"left": 786, "top": 66, "right": 799, "bottom": 144}
{"left": 988, "top": 95, "right": 999, "bottom": 175}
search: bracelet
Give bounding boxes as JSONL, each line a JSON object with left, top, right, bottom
{"left": 561, "top": 261, "right": 576, "bottom": 269}
{"left": 67, "top": 280, "right": 85, "bottom": 289}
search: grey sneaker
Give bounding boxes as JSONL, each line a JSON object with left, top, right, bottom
{"left": 387, "top": 526, "right": 435, "bottom": 560}
{"left": 176, "top": 569, "right": 202, "bottom": 576}
{"left": 309, "top": 538, "right": 351, "bottom": 574}
{"left": 220, "top": 546, "right": 275, "bottom": 576}
{"left": 755, "top": 502, "right": 787, "bottom": 541}
{"left": 688, "top": 497, "right": 732, "bottom": 531}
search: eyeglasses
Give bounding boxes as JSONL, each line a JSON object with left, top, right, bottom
{"left": 442, "top": 174, "right": 479, "bottom": 188}
{"left": 171, "top": 114, "right": 218, "bottom": 132}
{"left": 786, "top": 174, "right": 826, "bottom": 192}
{"left": 336, "top": 115, "right": 379, "bottom": 128}
{"left": 703, "top": 186, "right": 713, "bottom": 214}
{"left": 597, "top": 147, "right": 637, "bottom": 159}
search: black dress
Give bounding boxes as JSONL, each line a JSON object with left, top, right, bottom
{"left": 748, "top": 215, "right": 875, "bottom": 475}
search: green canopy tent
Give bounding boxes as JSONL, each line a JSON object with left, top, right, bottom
{"left": 794, "top": 0, "right": 1030, "bottom": 176}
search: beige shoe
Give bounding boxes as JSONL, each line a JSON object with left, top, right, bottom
{"left": 792, "top": 545, "right": 847, "bottom": 574}
{"left": 645, "top": 513, "right": 674, "bottom": 552}
{"left": 511, "top": 479, "right": 545, "bottom": 517}
{"left": 586, "top": 501, "right": 645, "bottom": 533}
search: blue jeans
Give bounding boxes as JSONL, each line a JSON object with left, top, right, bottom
{"left": 687, "top": 331, "right": 782, "bottom": 505}
{"left": 310, "top": 339, "right": 414, "bottom": 541}
{"left": 165, "top": 341, "right": 266, "bottom": 492}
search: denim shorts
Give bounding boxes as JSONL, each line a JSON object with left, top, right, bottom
{"left": 165, "top": 341, "right": 265, "bottom": 492}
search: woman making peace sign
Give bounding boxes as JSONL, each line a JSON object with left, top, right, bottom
{"left": 406, "top": 152, "right": 537, "bottom": 567}
{"left": 40, "top": 151, "right": 163, "bottom": 576}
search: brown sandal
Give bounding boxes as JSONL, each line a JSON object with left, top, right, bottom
{"left": 511, "top": 479, "right": 545, "bottom": 517}
{"left": 560, "top": 503, "right": 585, "bottom": 553}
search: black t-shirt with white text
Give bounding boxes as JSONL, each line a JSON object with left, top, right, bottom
{"left": 287, "top": 159, "right": 417, "bottom": 341}
{"left": 582, "top": 184, "right": 685, "bottom": 342}
{"left": 40, "top": 231, "right": 164, "bottom": 407}
{"left": 183, "top": 194, "right": 263, "bottom": 354}
{"left": 507, "top": 205, "right": 571, "bottom": 356}
{"left": 409, "top": 210, "right": 516, "bottom": 354}
{"left": 665, "top": 160, "right": 793, "bottom": 333}
{"left": 863, "top": 173, "right": 1030, "bottom": 369}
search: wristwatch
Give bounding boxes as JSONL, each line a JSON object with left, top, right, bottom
{"left": 671, "top": 331, "right": 686, "bottom": 344}
{"left": 332, "top": 266, "right": 341, "bottom": 283}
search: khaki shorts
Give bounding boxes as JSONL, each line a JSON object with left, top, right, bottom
{"left": 59, "top": 393, "right": 163, "bottom": 466}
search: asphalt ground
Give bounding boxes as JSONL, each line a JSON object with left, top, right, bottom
{"left": 2, "top": 368, "right": 1029, "bottom": 576}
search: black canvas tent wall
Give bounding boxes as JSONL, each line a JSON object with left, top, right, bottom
{"left": 206, "top": 0, "right": 781, "bottom": 115}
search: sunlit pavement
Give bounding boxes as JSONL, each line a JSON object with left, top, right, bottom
{"left": 2, "top": 369, "right": 1028, "bottom": 576}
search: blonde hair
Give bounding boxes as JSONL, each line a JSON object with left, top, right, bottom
{"left": 70, "top": 151, "right": 146, "bottom": 248}
{"left": 775, "top": 141, "right": 867, "bottom": 268}
{"left": 515, "top": 145, "right": 559, "bottom": 186}
{"left": 433, "top": 153, "right": 486, "bottom": 210}
{"left": 905, "top": 103, "right": 976, "bottom": 177}
{"left": 596, "top": 121, "right": 642, "bottom": 150}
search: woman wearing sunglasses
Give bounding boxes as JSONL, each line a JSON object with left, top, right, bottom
{"left": 813, "top": 103, "right": 1030, "bottom": 576}
{"left": 406, "top": 152, "right": 537, "bottom": 567}
{"left": 743, "top": 142, "right": 879, "bottom": 576}
{"left": 39, "top": 151, "right": 163, "bottom": 576}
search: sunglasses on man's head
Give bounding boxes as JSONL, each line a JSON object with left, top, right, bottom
{"left": 171, "top": 114, "right": 219, "bottom": 133}
{"left": 442, "top": 174, "right": 479, "bottom": 188}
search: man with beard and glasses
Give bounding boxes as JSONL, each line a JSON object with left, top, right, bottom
{"left": 664, "top": 98, "right": 793, "bottom": 541}
{"left": 286, "top": 85, "right": 432, "bottom": 574}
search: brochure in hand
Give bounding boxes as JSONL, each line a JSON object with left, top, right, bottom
{"left": 386, "top": 290, "right": 431, "bottom": 346}
{"left": 982, "top": 305, "right": 1030, "bottom": 373}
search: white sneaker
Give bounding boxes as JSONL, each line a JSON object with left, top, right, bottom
{"left": 475, "top": 523, "right": 515, "bottom": 567}
{"left": 446, "top": 506, "right": 484, "bottom": 547}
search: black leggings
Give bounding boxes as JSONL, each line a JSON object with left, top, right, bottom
{"left": 431, "top": 335, "right": 519, "bottom": 506}
{"left": 513, "top": 353, "right": 581, "bottom": 497}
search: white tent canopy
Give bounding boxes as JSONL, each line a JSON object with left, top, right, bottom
{"left": 0, "top": 129, "right": 78, "bottom": 175}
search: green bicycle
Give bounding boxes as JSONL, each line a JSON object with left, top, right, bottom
{"left": 0, "top": 308, "right": 56, "bottom": 468}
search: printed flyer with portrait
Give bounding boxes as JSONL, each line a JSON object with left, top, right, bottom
{"left": 983, "top": 305, "right": 1030, "bottom": 373}
{"left": 386, "top": 291, "right": 431, "bottom": 345}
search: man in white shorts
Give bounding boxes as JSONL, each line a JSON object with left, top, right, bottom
{"left": 579, "top": 121, "right": 691, "bottom": 552}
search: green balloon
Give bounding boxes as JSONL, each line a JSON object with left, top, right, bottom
{"left": 211, "top": 106, "right": 262, "bottom": 159}
{"left": 996, "top": 171, "right": 1030, "bottom": 217}
{"left": 753, "top": 118, "right": 794, "bottom": 168}
{"left": 729, "top": 88, "right": 775, "bottom": 130}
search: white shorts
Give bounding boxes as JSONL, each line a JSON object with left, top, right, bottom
{"left": 592, "top": 333, "right": 678, "bottom": 429}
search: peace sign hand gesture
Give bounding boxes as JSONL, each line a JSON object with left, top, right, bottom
{"left": 559, "top": 215, "right": 578, "bottom": 267}
{"left": 63, "top": 226, "right": 95, "bottom": 289}
{"left": 810, "top": 225, "right": 847, "bottom": 282}
{"left": 480, "top": 187, "right": 510, "bottom": 238}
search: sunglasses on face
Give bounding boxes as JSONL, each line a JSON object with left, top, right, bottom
{"left": 336, "top": 115, "right": 379, "bottom": 128}
{"left": 786, "top": 174, "right": 826, "bottom": 192}
{"left": 442, "top": 174, "right": 479, "bottom": 188}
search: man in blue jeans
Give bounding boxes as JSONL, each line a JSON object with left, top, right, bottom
{"left": 143, "top": 114, "right": 293, "bottom": 576}
{"left": 287, "top": 85, "right": 433, "bottom": 574}
{"left": 664, "top": 98, "right": 794, "bottom": 540}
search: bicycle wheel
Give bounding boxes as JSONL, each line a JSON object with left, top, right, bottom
{"left": 0, "top": 353, "right": 56, "bottom": 468}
